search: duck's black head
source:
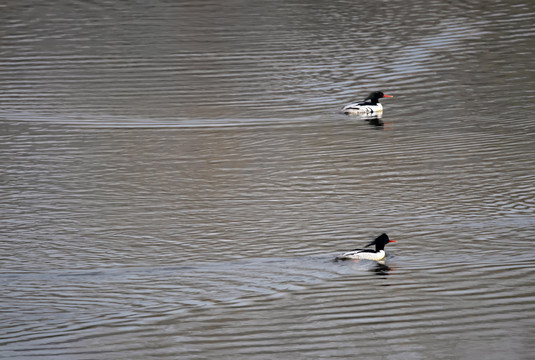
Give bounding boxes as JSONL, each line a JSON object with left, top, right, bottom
{"left": 365, "top": 91, "right": 393, "bottom": 104}
{"left": 365, "top": 233, "right": 397, "bottom": 250}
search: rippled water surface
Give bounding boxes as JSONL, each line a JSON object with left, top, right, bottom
{"left": 2, "top": 0, "right": 535, "bottom": 359}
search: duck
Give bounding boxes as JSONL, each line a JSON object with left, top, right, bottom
{"left": 341, "top": 91, "right": 393, "bottom": 116}
{"left": 336, "top": 233, "right": 397, "bottom": 261}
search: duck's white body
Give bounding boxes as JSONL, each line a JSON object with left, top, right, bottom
{"left": 341, "top": 102, "right": 383, "bottom": 116}
{"left": 338, "top": 249, "right": 386, "bottom": 261}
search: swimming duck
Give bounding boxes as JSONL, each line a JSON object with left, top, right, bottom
{"left": 336, "top": 233, "right": 397, "bottom": 261}
{"left": 341, "top": 91, "right": 393, "bottom": 116}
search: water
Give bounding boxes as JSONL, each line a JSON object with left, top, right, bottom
{"left": 1, "top": 0, "right": 535, "bottom": 359}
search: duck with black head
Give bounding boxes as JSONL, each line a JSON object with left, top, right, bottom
{"left": 341, "top": 91, "right": 393, "bottom": 116}
{"left": 336, "top": 233, "right": 397, "bottom": 261}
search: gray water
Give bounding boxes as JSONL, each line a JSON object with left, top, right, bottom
{"left": 1, "top": 0, "right": 535, "bottom": 359}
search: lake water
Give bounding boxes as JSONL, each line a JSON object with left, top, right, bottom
{"left": 1, "top": 0, "right": 535, "bottom": 359}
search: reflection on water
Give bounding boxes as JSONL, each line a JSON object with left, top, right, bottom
{"left": 335, "top": 258, "right": 393, "bottom": 277}
{"left": 366, "top": 115, "right": 386, "bottom": 128}
{"left": 343, "top": 113, "right": 386, "bottom": 128}
{"left": 373, "top": 262, "right": 392, "bottom": 277}
{"left": 1, "top": 0, "right": 535, "bottom": 359}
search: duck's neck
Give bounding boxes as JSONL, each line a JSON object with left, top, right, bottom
{"left": 368, "top": 97, "right": 380, "bottom": 105}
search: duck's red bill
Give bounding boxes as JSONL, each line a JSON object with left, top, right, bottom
{"left": 383, "top": 94, "right": 394, "bottom": 98}
{"left": 389, "top": 240, "right": 397, "bottom": 243}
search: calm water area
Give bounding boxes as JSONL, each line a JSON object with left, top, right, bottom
{"left": 1, "top": 0, "right": 535, "bottom": 359}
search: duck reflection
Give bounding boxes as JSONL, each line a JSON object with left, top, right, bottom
{"left": 366, "top": 115, "right": 384, "bottom": 127}
{"left": 360, "top": 114, "right": 392, "bottom": 129}
{"left": 372, "top": 261, "right": 392, "bottom": 276}
{"left": 336, "top": 258, "right": 393, "bottom": 276}
{"left": 345, "top": 113, "right": 391, "bottom": 129}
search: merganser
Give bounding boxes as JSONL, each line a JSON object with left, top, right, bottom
{"left": 341, "top": 91, "right": 393, "bottom": 116}
{"left": 336, "top": 233, "right": 397, "bottom": 261}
